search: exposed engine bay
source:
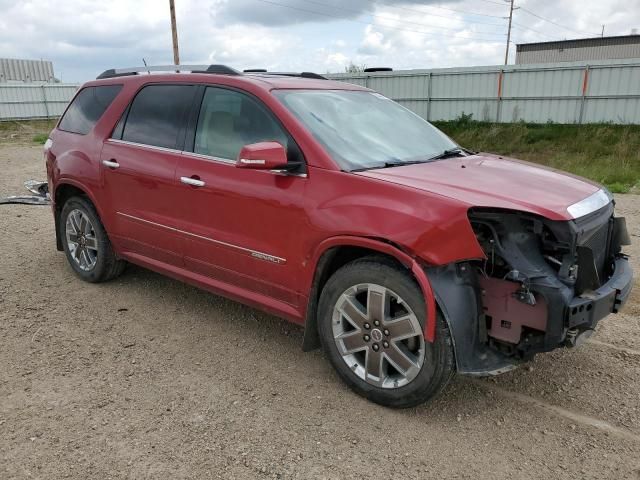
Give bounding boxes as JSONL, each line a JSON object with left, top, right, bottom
{"left": 426, "top": 200, "right": 632, "bottom": 376}
{"left": 468, "top": 203, "right": 630, "bottom": 359}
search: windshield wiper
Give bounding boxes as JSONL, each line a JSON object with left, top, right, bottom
{"left": 427, "top": 147, "right": 467, "bottom": 161}
{"left": 350, "top": 159, "right": 427, "bottom": 172}
{"left": 350, "top": 148, "right": 471, "bottom": 172}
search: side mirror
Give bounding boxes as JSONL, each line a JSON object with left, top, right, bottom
{"left": 236, "top": 142, "right": 287, "bottom": 170}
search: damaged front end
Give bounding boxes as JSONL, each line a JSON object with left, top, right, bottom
{"left": 428, "top": 197, "right": 633, "bottom": 376}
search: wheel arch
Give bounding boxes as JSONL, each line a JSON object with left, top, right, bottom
{"left": 302, "top": 236, "right": 437, "bottom": 351}
{"left": 53, "top": 180, "right": 105, "bottom": 252}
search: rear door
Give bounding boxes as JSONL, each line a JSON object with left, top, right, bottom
{"left": 101, "top": 84, "right": 196, "bottom": 266}
{"left": 174, "top": 86, "right": 309, "bottom": 307}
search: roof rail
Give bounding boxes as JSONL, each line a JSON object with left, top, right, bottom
{"left": 363, "top": 67, "right": 393, "bottom": 73}
{"left": 244, "top": 70, "right": 328, "bottom": 80}
{"left": 96, "top": 64, "right": 241, "bottom": 79}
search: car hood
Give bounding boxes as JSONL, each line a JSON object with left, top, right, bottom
{"left": 354, "top": 153, "right": 601, "bottom": 221}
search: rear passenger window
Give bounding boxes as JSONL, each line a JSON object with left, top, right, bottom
{"left": 194, "top": 87, "right": 289, "bottom": 160}
{"left": 121, "top": 85, "right": 195, "bottom": 149}
{"left": 59, "top": 85, "right": 122, "bottom": 135}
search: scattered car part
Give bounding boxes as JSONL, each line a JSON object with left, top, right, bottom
{"left": 0, "top": 180, "right": 50, "bottom": 206}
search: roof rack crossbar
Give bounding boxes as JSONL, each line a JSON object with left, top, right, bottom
{"left": 244, "top": 71, "right": 328, "bottom": 80}
{"left": 96, "top": 64, "right": 241, "bottom": 79}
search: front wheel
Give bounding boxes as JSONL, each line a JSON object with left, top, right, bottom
{"left": 318, "top": 258, "right": 455, "bottom": 408}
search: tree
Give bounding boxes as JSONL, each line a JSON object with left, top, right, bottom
{"left": 344, "top": 61, "right": 367, "bottom": 73}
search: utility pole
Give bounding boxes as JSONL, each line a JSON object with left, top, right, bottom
{"left": 169, "top": 0, "right": 180, "bottom": 67}
{"left": 504, "top": 0, "right": 515, "bottom": 65}
{"left": 601, "top": 25, "right": 605, "bottom": 37}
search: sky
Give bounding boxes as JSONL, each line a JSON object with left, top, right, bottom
{"left": 0, "top": 0, "right": 638, "bottom": 82}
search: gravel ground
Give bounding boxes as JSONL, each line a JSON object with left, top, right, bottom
{"left": 1, "top": 144, "right": 639, "bottom": 479}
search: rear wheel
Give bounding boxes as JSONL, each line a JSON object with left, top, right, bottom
{"left": 318, "top": 258, "right": 455, "bottom": 408}
{"left": 60, "top": 196, "right": 125, "bottom": 282}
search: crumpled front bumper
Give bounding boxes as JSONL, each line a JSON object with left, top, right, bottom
{"left": 566, "top": 257, "right": 633, "bottom": 333}
{"left": 428, "top": 255, "right": 633, "bottom": 377}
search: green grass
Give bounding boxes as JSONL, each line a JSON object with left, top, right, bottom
{"left": 32, "top": 133, "right": 49, "bottom": 144}
{"left": 0, "top": 119, "right": 57, "bottom": 144}
{"left": 433, "top": 119, "right": 640, "bottom": 194}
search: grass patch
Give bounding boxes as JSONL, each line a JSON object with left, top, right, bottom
{"left": 0, "top": 119, "right": 57, "bottom": 144}
{"left": 32, "top": 133, "right": 49, "bottom": 144}
{"left": 433, "top": 120, "right": 640, "bottom": 193}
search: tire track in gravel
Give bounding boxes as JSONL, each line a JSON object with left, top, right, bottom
{"left": 589, "top": 339, "right": 640, "bottom": 357}
{"left": 471, "top": 379, "right": 640, "bottom": 443}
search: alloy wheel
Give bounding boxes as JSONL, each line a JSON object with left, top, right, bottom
{"left": 65, "top": 209, "right": 98, "bottom": 271}
{"left": 331, "top": 283, "right": 425, "bottom": 389}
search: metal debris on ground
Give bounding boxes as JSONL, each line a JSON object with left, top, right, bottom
{"left": 0, "top": 180, "right": 50, "bottom": 205}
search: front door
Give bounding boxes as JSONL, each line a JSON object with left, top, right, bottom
{"left": 174, "top": 86, "right": 309, "bottom": 308}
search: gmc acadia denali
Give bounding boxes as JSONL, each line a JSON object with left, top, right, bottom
{"left": 44, "top": 64, "right": 633, "bottom": 407}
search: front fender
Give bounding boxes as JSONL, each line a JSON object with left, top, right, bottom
{"left": 306, "top": 235, "right": 438, "bottom": 343}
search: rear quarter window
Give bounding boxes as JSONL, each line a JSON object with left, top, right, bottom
{"left": 58, "top": 85, "right": 122, "bottom": 135}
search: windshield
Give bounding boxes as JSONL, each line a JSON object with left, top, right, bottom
{"left": 274, "top": 89, "right": 459, "bottom": 171}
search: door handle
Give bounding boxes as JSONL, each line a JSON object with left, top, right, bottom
{"left": 180, "top": 176, "right": 205, "bottom": 187}
{"left": 102, "top": 159, "right": 120, "bottom": 169}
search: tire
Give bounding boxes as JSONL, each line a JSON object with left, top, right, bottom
{"left": 60, "top": 196, "right": 125, "bottom": 283}
{"left": 318, "top": 257, "right": 455, "bottom": 408}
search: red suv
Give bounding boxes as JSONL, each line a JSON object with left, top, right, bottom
{"left": 45, "top": 65, "right": 633, "bottom": 407}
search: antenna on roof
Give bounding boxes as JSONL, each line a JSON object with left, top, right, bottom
{"left": 142, "top": 58, "right": 150, "bottom": 74}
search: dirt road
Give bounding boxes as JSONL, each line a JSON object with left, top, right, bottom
{"left": 1, "top": 144, "right": 639, "bottom": 479}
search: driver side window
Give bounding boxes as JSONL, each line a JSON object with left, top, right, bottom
{"left": 194, "top": 87, "right": 289, "bottom": 161}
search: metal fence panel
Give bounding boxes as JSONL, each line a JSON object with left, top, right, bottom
{"left": 432, "top": 71, "right": 498, "bottom": 99}
{"left": 583, "top": 97, "right": 640, "bottom": 124}
{"left": 0, "top": 84, "right": 78, "bottom": 120}
{"left": 588, "top": 64, "right": 640, "bottom": 96}
{"left": 329, "top": 59, "right": 640, "bottom": 124}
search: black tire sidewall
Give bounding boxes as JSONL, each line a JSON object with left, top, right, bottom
{"left": 318, "top": 259, "right": 454, "bottom": 408}
{"left": 60, "top": 197, "right": 114, "bottom": 283}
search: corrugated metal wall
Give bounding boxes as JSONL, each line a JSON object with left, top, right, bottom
{"left": 516, "top": 36, "right": 640, "bottom": 64}
{"left": 0, "top": 84, "right": 78, "bottom": 120}
{"left": 0, "top": 58, "right": 56, "bottom": 83}
{"left": 517, "top": 43, "right": 640, "bottom": 64}
{"left": 328, "top": 59, "right": 640, "bottom": 124}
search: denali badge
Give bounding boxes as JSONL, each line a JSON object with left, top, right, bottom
{"left": 251, "top": 251, "right": 286, "bottom": 264}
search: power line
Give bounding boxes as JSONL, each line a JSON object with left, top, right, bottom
{"left": 517, "top": 6, "right": 600, "bottom": 37}
{"left": 365, "top": 0, "right": 508, "bottom": 21}
{"left": 512, "top": 22, "right": 558, "bottom": 39}
{"left": 366, "top": 1, "right": 591, "bottom": 43}
{"left": 297, "top": 0, "right": 507, "bottom": 36}
{"left": 473, "top": 0, "right": 513, "bottom": 5}
{"left": 251, "top": 0, "right": 506, "bottom": 41}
